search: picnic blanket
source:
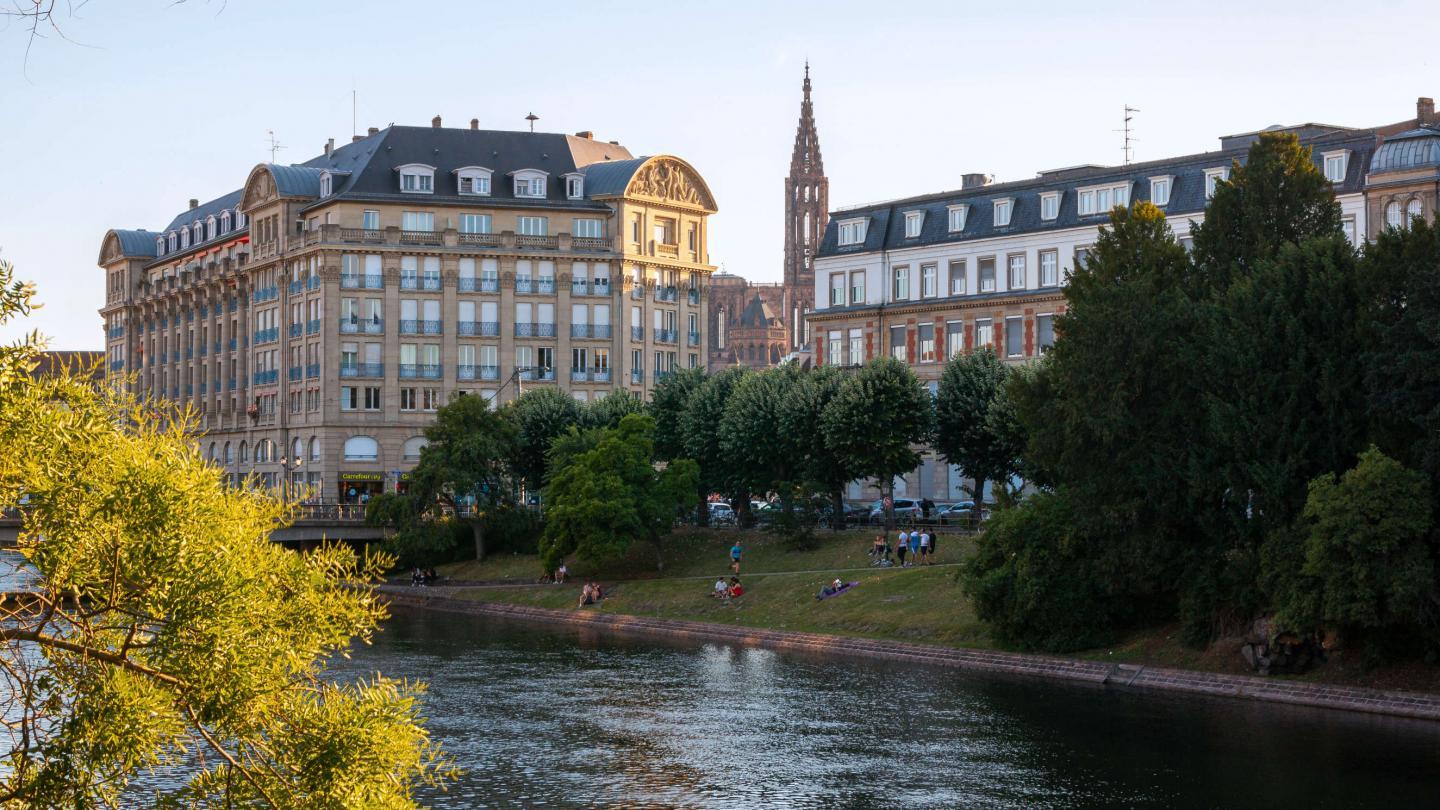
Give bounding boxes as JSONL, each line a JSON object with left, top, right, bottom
{"left": 817, "top": 581, "right": 860, "bottom": 600}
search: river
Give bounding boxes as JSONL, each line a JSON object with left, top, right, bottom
{"left": 329, "top": 606, "right": 1440, "bottom": 808}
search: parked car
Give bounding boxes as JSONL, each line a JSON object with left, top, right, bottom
{"left": 811, "top": 497, "right": 855, "bottom": 528}
{"left": 939, "top": 501, "right": 993, "bottom": 526}
{"left": 708, "top": 502, "right": 736, "bottom": 526}
{"left": 868, "top": 498, "right": 923, "bottom": 522}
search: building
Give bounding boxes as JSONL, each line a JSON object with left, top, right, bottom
{"left": 99, "top": 119, "right": 718, "bottom": 502}
{"left": 809, "top": 97, "right": 1439, "bottom": 504}
{"left": 708, "top": 65, "right": 828, "bottom": 370}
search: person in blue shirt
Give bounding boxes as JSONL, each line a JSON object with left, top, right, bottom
{"left": 908, "top": 530, "right": 921, "bottom": 566}
{"left": 730, "top": 542, "right": 743, "bottom": 574}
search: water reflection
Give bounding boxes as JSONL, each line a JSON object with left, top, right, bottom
{"left": 329, "top": 607, "right": 1440, "bottom": 808}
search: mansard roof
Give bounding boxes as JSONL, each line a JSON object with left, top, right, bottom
{"left": 739, "top": 295, "right": 781, "bottom": 327}
{"left": 1370, "top": 126, "right": 1440, "bottom": 173}
{"left": 162, "top": 190, "right": 243, "bottom": 233}
{"left": 818, "top": 129, "right": 1376, "bottom": 257}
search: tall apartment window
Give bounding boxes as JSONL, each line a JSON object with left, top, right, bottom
{"left": 849, "top": 270, "right": 865, "bottom": 304}
{"left": 653, "top": 217, "right": 677, "bottom": 245}
{"left": 459, "top": 214, "right": 492, "bottom": 234}
{"left": 688, "top": 223, "right": 698, "bottom": 251}
{"left": 1005, "top": 317, "right": 1024, "bottom": 358}
{"left": 537, "top": 347, "right": 554, "bottom": 372}
{"left": 1342, "top": 217, "right": 1357, "bottom": 245}
{"left": 837, "top": 218, "right": 868, "bottom": 246}
{"left": 975, "top": 319, "right": 994, "bottom": 348}
{"left": 918, "top": 323, "right": 936, "bottom": 363}
{"left": 1386, "top": 201, "right": 1402, "bottom": 229}
{"left": 904, "top": 211, "right": 925, "bottom": 238}
{"left": 566, "top": 176, "right": 584, "bottom": 198}
{"left": 517, "top": 216, "right": 548, "bottom": 236}
{"left": 362, "top": 210, "right": 380, "bottom": 230}
{"left": 1040, "top": 192, "right": 1059, "bottom": 221}
{"left": 1205, "top": 167, "right": 1230, "bottom": 199}
{"left": 400, "top": 388, "right": 418, "bottom": 411}
{"left": 946, "top": 320, "right": 964, "bottom": 358}
{"left": 1037, "top": 314, "right": 1055, "bottom": 353}
{"left": 341, "top": 387, "right": 358, "bottom": 410}
{"left": 1007, "top": 254, "right": 1026, "bottom": 290}
{"left": 829, "top": 273, "right": 846, "bottom": 307}
{"left": 1074, "top": 247, "right": 1091, "bottom": 271}
{"left": 1039, "top": 249, "right": 1059, "bottom": 287}
{"left": 572, "top": 218, "right": 604, "bottom": 238}
{"left": 1407, "top": 197, "right": 1423, "bottom": 224}
{"left": 920, "top": 263, "right": 937, "bottom": 298}
{"left": 827, "top": 331, "right": 842, "bottom": 366}
{"left": 1150, "top": 176, "right": 1172, "bottom": 206}
{"left": 630, "top": 215, "right": 642, "bottom": 244}
{"left": 993, "top": 199, "right": 1013, "bottom": 227}
{"left": 948, "top": 204, "right": 969, "bottom": 232}
{"left": 890, "top": 326, "right": 907, "bottom": 362}
{"left": 1323, "top": 151, "right": 1349, "bottom": 183}
{"left": 364, "top": 387, "right": 382, "bottom": 410}
{"left": 948, "top": 259, "right": 967, "bottom": 295}
{"left": 848, "top": 328, "right": 863, "bottom": 365}
{"left": 978, "top": 257, "right": 996, "bottom": 293}
{"left": 401, "top": 212, "right": 434, "bottom": 232}
{"left": 892, "top": 265, "right": 910, "bottom": 301}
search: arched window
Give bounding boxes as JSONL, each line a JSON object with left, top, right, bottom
{"left": 220, "top": 210, "right": 231, "bottom": 232}
{"left": 254, "top": 440, "right": 269, "bottom": 463}
{"left": 239, "top": 441, "right": 248, "bottom": 463}
{"left": 292, "top": 438, "right": 303, "bottom": 462}
{"left": 1386, "top": 200, "right": 1403, "bottom": 229}
{"left": 156, "top": 236, "right": 166, "bottom": 255}
{"left": 208, "top": 442, "right": 216, "bottom": 461}
{"left": 402, "top": 436, "right": 428, "bottom": 461}
{"left": 308, "top": 437, "right": 320, "bottom": 462}
{"left": 224, "top": 442, "right": 233, "bottom": 464}
{"left": 343, "top": 436, "right": 379, "bottom": 461}
{"left": 1407, "top": 198, "right": 1424, "bottom": 225}
{"left": 206, "top": 216, "right": 217, "bottom": 241}
{"left": 192, "top": 222, "right": 203, "bottom": 244}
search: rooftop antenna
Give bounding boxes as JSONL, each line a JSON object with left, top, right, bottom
{"left": 1118, "top": 105, "right": 1139, "bottom": 165}
{"left": 525, "top": 112, "right": 539, "bottom": 133}
{"left": 351, "top": 86, "right": 357, "bottom": 138}
{"left": 266, "top": 129, "right": 286, "bottom": 163}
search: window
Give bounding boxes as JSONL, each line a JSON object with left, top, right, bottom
{"left": 921, "top": 263, "right": 937, "bottom": 298}
{"left": 181, "top": 228, "right": 190, "bottom": 249}
{"left": 220, "top": 210, "right": 231, "bottom": 232}
{"left": 1074, "top": 246, "right": 1091, "bottom": 271}
{"left": 1005, "top": 317, "right": 1023, "bottom": 358}
{"left": 849, "top": 270, "right": 865, "bottom": 304}
{"left": 918, "top": 323, "right": 935, "bottom": 363}
{"left": 397, "top": 164, "right": 435, "bottom": 194}
{"left": 848, "top": 328, "right": 863, "bottom": 365}
{"left": 904, "top": 211, "right": 925, "bottom": 238}
{"left": 630, "top": 215, "right": 642, "bottom": 244}
{"left": 1039, "top": 249, "right": 1059, "bottom": 287}
{"left": 362, "top": 210, "right": 380, "bottom": 230}
{"left": 343, "top": 436, "right": 379, "bottom": 461}
{"left": 1322, "top": 150, "right": 1349, "bottom": 183}
{"left": 1342, "top": 217, "right": 1357, "bottom": 245}
{"left": 566, "top": 175, "right": 584, "bottom": 199}
{"left": 1078, "top": 183, "right": 1131, "bottom": 215}
{"left": 837, "top": 218, "right": 868, "bottom": 246}
{"left": 319, "top": 172, "right": 333, "bottom": 198}
{"left": 459, "top": 214, "right": 492, "bottom": 234}
{"left": 1149, "top": 176, "right": 1172, "bottom": 207}
{"left": 948, "top": 259, "right": 966, "bottom": 295}
{"left": 946, "top": 321, "right": 964, "bottom": 358}
{"left": 400, "top": 388, "right": 417, "bottom": 411}
{"left": 1040, "top": 192, "right": 1059, "bottom": 221}
{"left": 993, "top": 199, "right": 1013, "bottom": 227}
{"left": 1205, "top": 167, "right": 1230, "bottom": 199}
{"left": 572, "top": 218, "right": 604, "bottom": 238}
{"left": 1407, "top": 198, "right": 1424, "bottom": 224}
{"left": 829, "top": 273, "right": 846, "bottom": 307}
{"left": 1386, "top": 201, "right": 1403, "bottom": 229}
{"left": 455, "top": 167, "right": 492, "bottom": 196}
{"left": 1036, "top": 314, "right": 1055, "bottom": 353}
{"left": 401, "top": 211, "right": 434, "bottom": 232}
{"left": 653, "top": 217, "right": 677, "bottom": 245}
{"left": 309, "top": 437, "right": 320, "bottom": 462}
{"left": 890, "top": 326, "right": 906, "bottom": 362}
{"left": 975, "top": 319, "right": 994, "bottom": 348}
{"left": 827, "top": 331, "right": 843, "bottom": 366}
{"left": 512, "top": 171, "right": 547, "bottom": 198}
{"left": 403, "top": 437, "right": 428, "bottom": 460}
{"left": 892, "top": 265, "right": 910, "bottom": 301}
{"left": 517, "top": 216, "right": 547, "bottom": 236}
{"left": 978, "top": 257, "right": 996, "bottom": 293}
{"left": 363, "top": 387, "right": 381, "bottom": 410}
{"left": 1007, "top": 254, "right": 1026, "bottom": 289}
{"left": 947, "top": 204, "right": 969, "bottom": 232}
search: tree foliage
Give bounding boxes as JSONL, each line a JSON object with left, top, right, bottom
{"left": 780, "top": 365, "right": 858, "bottom": 531}
{"left": 820, "top": 357, "right": 932, "bottom": 527}
{"left": 503, "top": 387, "right": 582, "bottom": 488}
{"left": 582, "top": 388, "right": 646, "bottom": 431}
{"left": 719, "top": 365, "right": 805, "bottom": 504}
{"left": 935, "top": 349, "right": 1025, "bottom": 510}
{"left": 681, "top": 366, "right": 750, "bottom": 514}
{"left": 649, "top": 366, "right": 705, "bottom": 462}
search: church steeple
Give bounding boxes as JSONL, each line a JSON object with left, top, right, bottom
{"left": 783, "top": 63, "right": 828, "bottom": 350}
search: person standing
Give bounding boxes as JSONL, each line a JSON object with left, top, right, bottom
{"left": 895, "top": 530, "right": 909, "bottom": 567}
{"left": 919, "top": 530, "right": 931, "bottom": 564}
{"left": 908, "top": 528, "right": 920, "bottom": 566}
{"left": 729, "top": 541, "right": 743, "bottom": 574}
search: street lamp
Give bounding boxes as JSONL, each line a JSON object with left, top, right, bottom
{"left": 278, "top": 454, "right": 304, "bottom": 504}
{"left": 487, "top": 365, "right": 550, "bottom": 405}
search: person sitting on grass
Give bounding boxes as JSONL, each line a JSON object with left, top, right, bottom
{"left": 712, "top": 576, "right": 729, "bottom": 598}
{"left": 871, "top": 534, "right": 889, "bottom": 562}
{"left": 556, "top": 563, "right": 568, "bottom": 584}
{"left": 728, "top": 577, "right": 744, "bottom": 598}
{"left": 579, "top": 582, "right": 595, "bottom": 607}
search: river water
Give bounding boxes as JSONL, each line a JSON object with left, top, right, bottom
{"left": 329, "top": 606, "right": 1440, "bottom": 809}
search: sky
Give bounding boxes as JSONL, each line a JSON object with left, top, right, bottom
{"left": 1, "top": 0, "right": 1436, "bottom": 349}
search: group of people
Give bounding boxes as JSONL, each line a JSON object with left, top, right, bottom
{"left": 711, "top": 576, "right": 745, "bottom": 599}
{"left": 409, "top": 567, "right": 440, "bottom": 586}
{"left": 869, "top": 528, "right": 937, "bottom": 567}
{"left": 578, "top": 581, "right": 605, "bottom": 606}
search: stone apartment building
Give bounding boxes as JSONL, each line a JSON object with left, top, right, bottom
{"left": 809, "top": 97, "right": 1439, "bottom": 504}
{"left": 99, "top": 120, "right": 718, "bottom": 502}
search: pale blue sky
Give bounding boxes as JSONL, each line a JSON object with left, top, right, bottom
{"left": 1, "top": 0, "right": 1436, "bottom": 349}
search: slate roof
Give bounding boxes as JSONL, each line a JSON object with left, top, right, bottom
{"left": 162, "top": 189, "right": 243, "bottom": 233}
{"left": 739, "top": 295, "right": 781, "bottom": 327}
{"left": 578, "top": 157, "right": 650, "bottom": 197}
{"left": 818, "top": 130, "right": 1377, "bottom": 257}
{"left": 109, "top": 229, "right": 159, "bottom": 258}
{"left": 1370, "top": 127, "right": 1440, "bottom": 173}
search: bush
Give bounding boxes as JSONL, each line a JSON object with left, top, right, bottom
{"left": 484, "top": 504, "right": 544, "bottom": 556}
{"left": 961, "top": 490, "right": 1129, "bottom": 652}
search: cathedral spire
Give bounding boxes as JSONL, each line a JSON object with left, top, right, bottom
{"left": 783, "top": 63, "right": 828, "bottom": 351}
{"left": 791, "top": 62, "right": 822, "bottom": 177}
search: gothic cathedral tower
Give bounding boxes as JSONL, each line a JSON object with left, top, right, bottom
{"left": 783, "top": 63, "right": 828, "bottom": 351}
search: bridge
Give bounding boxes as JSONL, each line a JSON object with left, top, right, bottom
{"left": 0, "top": 504, "right": 392, "bottom": 549}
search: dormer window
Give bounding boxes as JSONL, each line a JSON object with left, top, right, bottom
{"left": 1205, "top": 167, "right": 1230, "bottom": 199}
{"left": 191, "top": 222, "right": 203, "bottom": 244}
{"left": 1040, "top": 192, "right": 1060, "bottom": 221}
{"left": 454, "top": 166, "right": 493, "bottom": 196}
{"left": 167, "top": 232, "right": 177, "bottom": 252}
{"left": 904, "top": 211, "right": 925, "bottom": 238}
{"left": 156, "top": 236, "right": 165, "bottom": 255}
{"left": 837, "top": 217, "right": 868, "bottom": 246}
{"left": 1149, "top": 175, "right": 1173, "bottom": 207}
{"left": 180, "top": 229, "right": 190, "bottom": 249}
{"left": 1078, "top": 183, "right": 1131, "bottom": 216}
{"left": 235, "top": 209, "right": 247, "bottom": 229}
{"left": 319, "top": 171, "right": 333, "bottom": 198}
{"left": 511, "top": 169, "right": 548, "bottom": 198}
{"left": 220, "top": 210, "right": 231, "bottom": 232}
{"left": 993, "top": 198, "right": 1013, "bottom": 227}
{"left": 1322, "top": 150, "right": 1350, "bottom": 183}
{"left": 565, "top": 173, "right": 585, "bottom": 199}
{"left": 396, "top": 163, "right": 436, "bottom": 194}
{"left": 206, "top": 216, "right": 217, "bottom": 240}
{"left": 947, "top": 204, "right": 969, "bottom": 232}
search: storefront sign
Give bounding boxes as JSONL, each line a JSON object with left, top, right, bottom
{"left": 340, "top": 472, "right": 382, "bottom": 482}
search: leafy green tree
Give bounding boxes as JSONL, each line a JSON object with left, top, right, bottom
{"left": 650, "top": 366, "right": 706, "bottom": 461}
{"left": 1190, "top": 131, "right": 1343, "bottom": 290}
{"left": 503, "top": 387, "right": 582, "bottom": 489}
{"left": 935, "top": 349, "right": 1025, "bottom": 518}
{"left": 582, "top": 388, "right": 646, "bottom": 430}
{"left": 1269, "top": 447, "right": 1434, "bottom": 647}
{"left": 681, "top": 366, "right": 750, "bottom": 521}
{"left": 720, "top": 365, "right": 805, "bottom": 512}
{"left": 0, "top": 281, "right": 452, "bottom": 805}
{"left": 780, "top": 365, "right": 858, "bottom": 531}
{"left": 541, "top": 414, "right": 699, "bottom": 571}
{"left": 820, "top": 357, "right": 932, "bottom": 529}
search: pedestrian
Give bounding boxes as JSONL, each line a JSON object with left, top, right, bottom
{"left": 908, "top": 529, "right": 920, "bottom": 565}
{"left": 556, "top": 562, "right": 568, "bottom": 584}
{"left": 730, "top": 541, "right": 743, "bottom": 574}
{"left": 929, "top": 527, "right": 939, "bottom": 559}
{"left": 895, "top": 531, "right": 909, "bottom": 567}
{"left": 919, "top": 530, "right": 931, "bottom": 564}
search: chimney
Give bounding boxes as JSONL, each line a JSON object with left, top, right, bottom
{"left": 324, "top": 137, "right": 334, "bottom": 157}
{"left": 189, "top": 198, "right": 199, "bottom": 210}
{"left": 575, "top": 130, "right": 594, "bottom": 140}
{"left": 1419, "top": 97, "right": 1437, "bottom": 126}
{"left": 961, "top": 173, "right": 995, "bottom": 189}
{"left": 367, "top": 127, "right": 379, "bottom": 136}
{"left": 431, "top": 115, "right": 442, "bottom": 128}
{"left": 352, "top": 135, "right": 363, "bottom": 143}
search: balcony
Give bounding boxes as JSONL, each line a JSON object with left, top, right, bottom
{"left": 227, "top": 299, "right": 238, "bottom": 312}
{"left": 631, "top": 285, "right": 645, "bottom": 300}
{"left": 288, "top": 323, "right": 303, "bottom": 339}
{"left": 251, "top": 286, "right": 279, "bottom": 303}
{"left": 655, "top": 329, "right": 677, "bottom": 344}
{"left": 227, "top": 338, "right": 237, "bottom": 351}
{"left": 458, "top": 321, "right": 501, "bottom": 337}
{"left": 400, "top": 230, "right": 442, "bottom": 246}
{"left": 288, "top": 367, "right": 303, "bottom": 382}
{"left": 213, "top": 340, "right": 222, "bottom": 354}
{"left": 340, "top": 274, "right": 384, "bottom": 290}
{"left": 306, "top": 276, "right": 321, "bottom": 291}
{"left": 109, "top": 360, "right": 124, "bottom": 372}
{"left": 631, "top": 326, "right": 645, "bottom": 341}
{"left": 478, "top": 364, "right": 499, "bottom": 380}
{"left": 339, "top": 318, "right": 384, "bottom": 334}
{"left": 340, "top": 362, "right": 383, "bottom": 379}
{"left": 399, "top": 363, "right": 442, "bottom": 380}
{"left": 254, "top": 327, "right": 279, "bottom": 345}
{"left": 519, "top": 367, "right": 556, "bottom": 382}
{"left": 655, "top": 286, "right": 678, "bottom": 302}
{"left": 457, "top": 364, "right": 476, "bottom": 381}
{"left": 654, "top": 369, "right": 673, "bottom": 382}
{"left": 306, "top": 363, "right": 320, "bottom": 378}
{"left": 338, "top": 228, "right": 384, "bottom": 244}
{"left": 688, "top": 331, "right": 701, "bottom": 346}
{"left": 306, "top": 318, "right": 321, "bottom": 335}
{"left": 199, "top": 344, "right": 208, "bottom": 357}
{"left": 515, "top": 234, "right": 558, "bottom": 250}
{"left": 107, "top": 326, "right": 125, "bottom": 339}
{"left": 514, "top": 322, "right": 556, "bottom": 338}
{"left": 538, "top": 277, "right": 556, "bottom": 294}
{"left": 399, "top": 319, "right": 443, "bottom": 335}
{"left": 688, "top": 288, "right": 700, "bottom": 305}
{"left": 571, "top": 369, "right": 589, "bottom": 382}
{"left": 631, "top": 368, "right": 643, "bottom": 384}
{"left": 253, "top": 369, "right": 279, "bottom": 386}
{"left": 515, "top": 278, "right": 534, "bottom": 294}
{"left": 227, "top": 377, "right": 236, "bottom": 390}
{"left": 593, "top": 368, "right": 612, "bottom": 383}
{"left": 458, "top": 276, "right": 500, "bottom": 293}
{"left": 184, "top": 349, "right": 193, "bottom": 361}
{"left": 572, "top": 236, "right": 609, "bottom": 252}
{"left": 199, "top": 382, "right": 207, "bottom": 395}
{"left": 287, "top": 280, "right": 304, "bottom": 296}
{"left": 459, "top": 232, "right": 502, "bottom": 248}
{"left": 570, "top": 324, "right": 613, "bottom": 339}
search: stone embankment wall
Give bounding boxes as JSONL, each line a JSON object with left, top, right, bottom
{"left": 379, "top": 588, "right": 1440, "bottom": 723}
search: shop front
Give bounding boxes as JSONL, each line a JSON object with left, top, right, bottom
{"left": 339, "top": 472, "right": 384, "bottom": 504}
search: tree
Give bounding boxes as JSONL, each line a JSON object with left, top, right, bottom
{"left": 934, "top": 349, "right": 1025, "bottom": 520}
{"left": 395, "top": 392, "right": 517, "bottom": 560}
{"left": 582, "top": 388, "right": 646, "bottom": 430}
{"left": 820, "top": 358, "right": 932, "bottom": 529}
{"left": 649, "top": 366, "right": 705, "bottom": 461}
{"left": 0, "top": 279, "right": 452, "bottom": 805}
{"left": 719, "top": 365, "right": 805, "bottom": 511}
{"left": 681, "top": 367, "right": 750, "bottom": 521}
{"left": 503, "top": 387, "right": 582, "bottom": 490}
{"left": 780, "top": 365, "right": 859, "bottom": 531}
{"left": 540, "top": 414, "right": 699, "bottom": 571}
